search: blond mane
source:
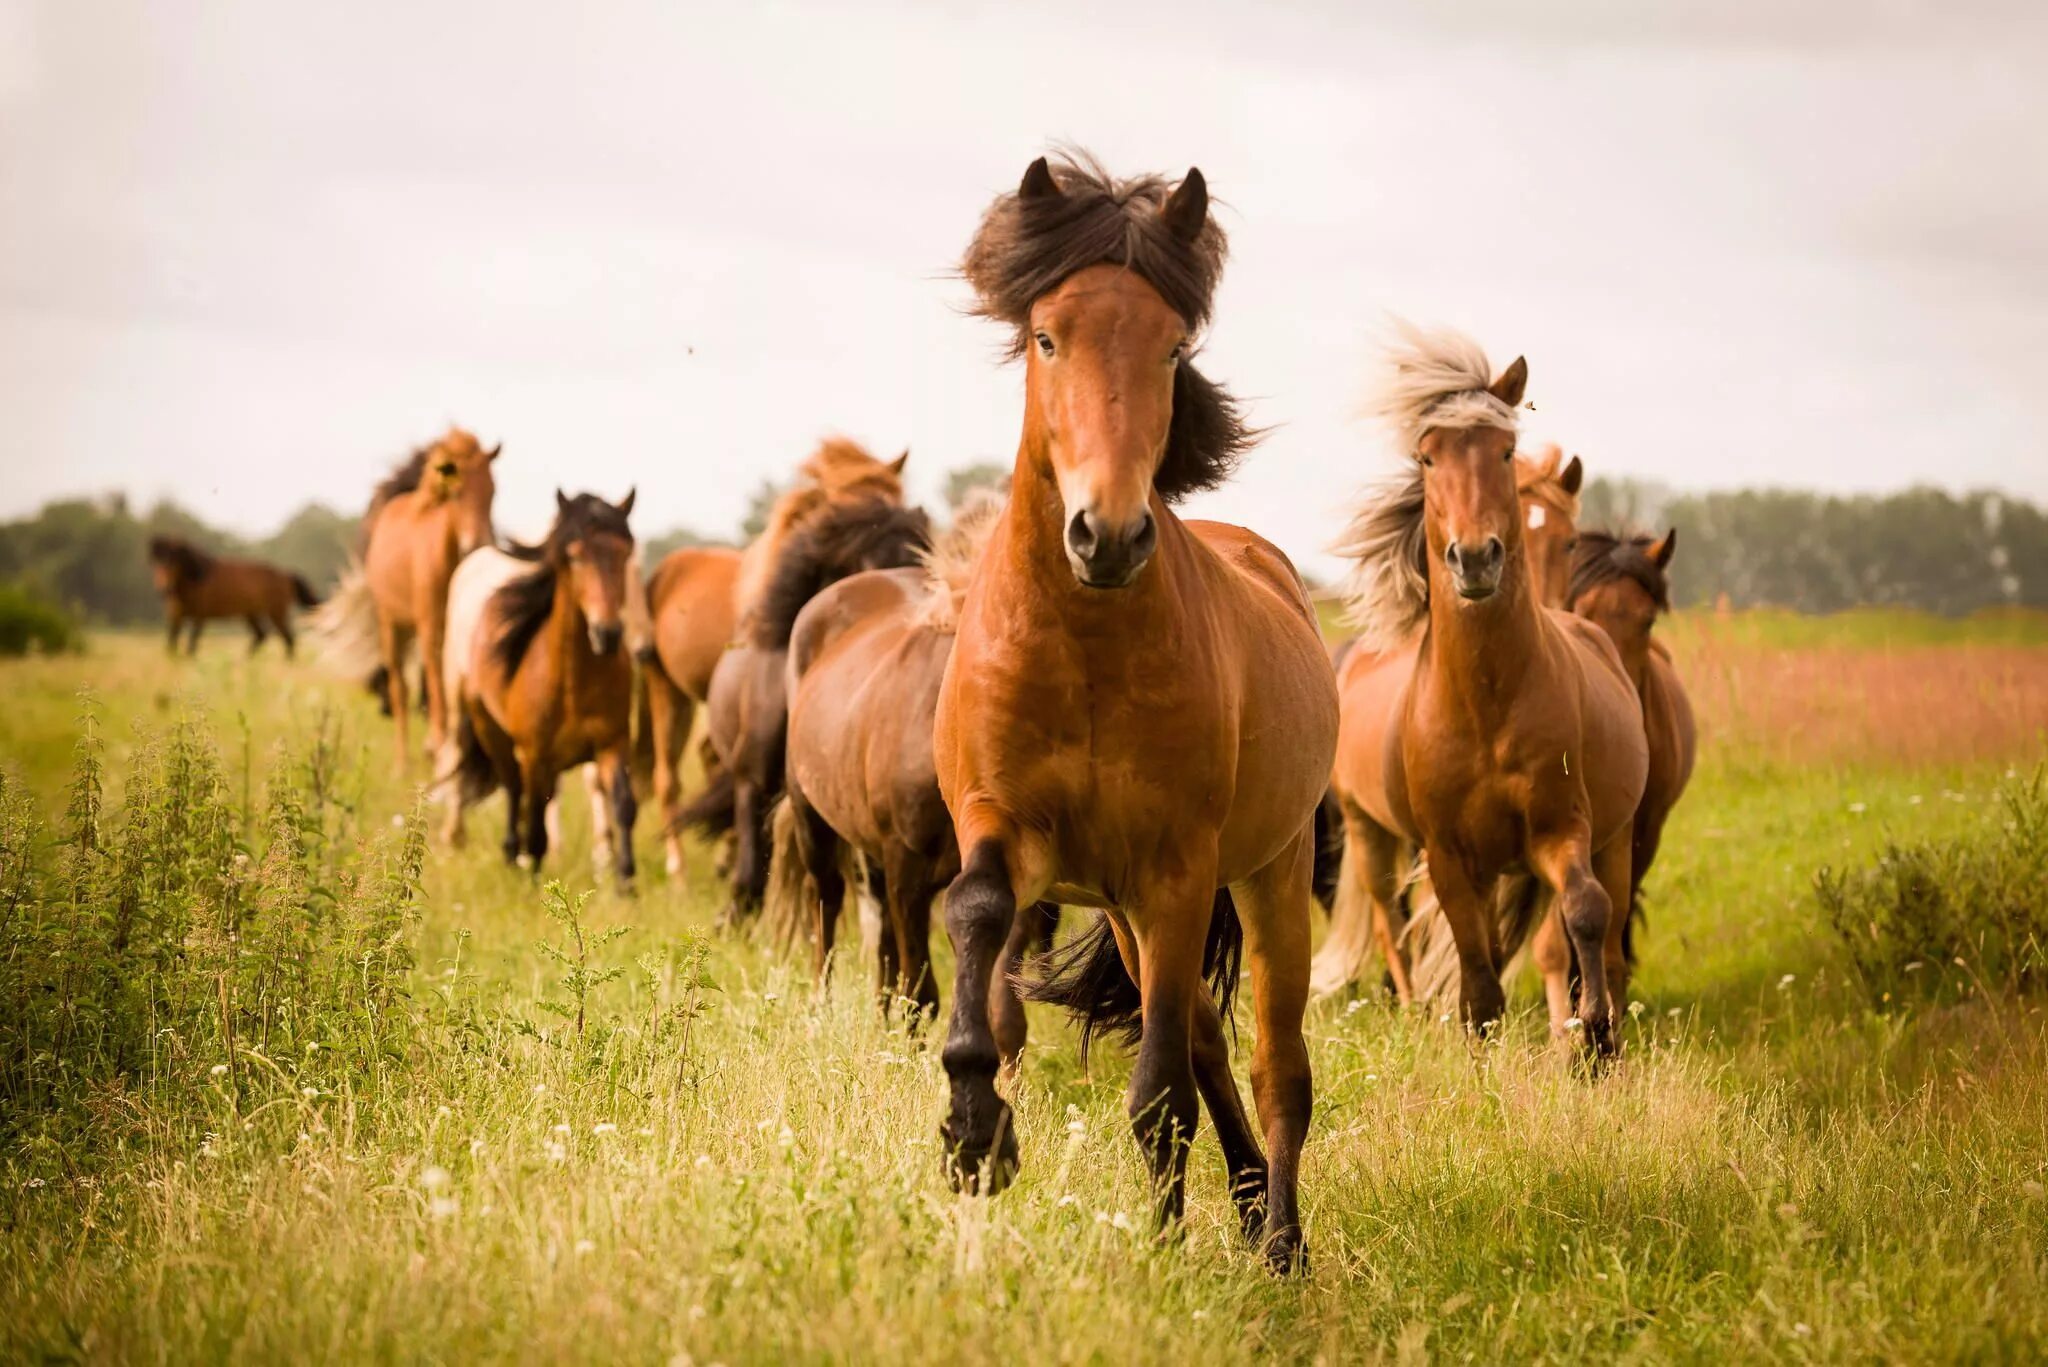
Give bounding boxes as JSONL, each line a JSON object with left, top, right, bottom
{"left": 1334, "top": 321, "right": 1523, "bottom": 646}
{"left": 913, "top": 489, "right": 1006, "bottom": 633}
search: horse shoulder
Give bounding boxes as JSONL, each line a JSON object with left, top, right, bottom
{"left": 1183, "top": 519, "right": 1320, "bottom": 627}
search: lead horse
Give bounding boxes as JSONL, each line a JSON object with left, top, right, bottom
{"left": 1324, "top": 324, "right": 1646, "bottom": 1052}
{"left": 934, "top": 153, "right": 1337, "bottom": 1271}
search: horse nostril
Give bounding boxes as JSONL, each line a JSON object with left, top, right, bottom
{"left": 1484, "top": 537, "right": 1505, "bottom": 570}
{"left": 1445, "top": 541, "right": 1463, "bottom": 571}
{"left": 1130, "top": 511, "right": 1157, "bottom": 559}
{"left": 1066, "top": 510, "right": 1099, "bottom": 557}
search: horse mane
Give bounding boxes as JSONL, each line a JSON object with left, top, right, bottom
{"left": 960, "top": 147, "right": 1254, "bottom": 501}
{"left": 1569, "top": 530, "right": 1672, "bottom": 614}
{"left": 147, "top": 535, "right": 214, "bottom": 583}
{"left": 914, "top": 490, "right": 1006, "bottom": 633}
{"left": 735, "top": 436, "right": 906, "bottom": 623}
{"left": 801, "top": 435, "right": 904, "bottom": 502}
{"left": 366, "top": 448, "right": 431, "bottom": 522}
{"left": 1335, "top": 322, "right": 1524, "bottom": 644}
{"left": 487, "top": 493, "right": 634, "bottom": 676}
{"left": 749, "top": 499, "right": 932, "bottom": 651}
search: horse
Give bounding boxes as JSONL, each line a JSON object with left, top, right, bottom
{"left": 1525, "top": 529, "right": 1696, "bottom": 998}
{"left": 1320, "top": 322, "right": 1646, "bottom": 1055}
{"left": 642, "top": 438, "right": 908, "bottom": 880}
{"left": 446, "top": 490, "right": 640, "bottom": 883}
{"left": 436, "top": 538, "right": 654, "bottom": 882}
{"left": 310, "top": 429, "right": 499, "bottom": 772}
{"left": 934, "top": 152, "right": 1338, "bottom": 1272}
{"left": 147, "top": 536, "right": 318, "bottom": 656}
{"left": 1309, "top": 445, "right": 1583, "bottom": 993}
{"left": 676, "top": 496, "right": 931, "bottom": 922}
{"left": 764, "top": 495, "right": 1058, "bottom": 1052}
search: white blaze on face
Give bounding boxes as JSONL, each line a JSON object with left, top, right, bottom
{"left": 1527, "top": 504, "right": 1547, "bottom": 530}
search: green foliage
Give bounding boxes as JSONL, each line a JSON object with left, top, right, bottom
{"left": 737, "top": 478, "right": 783, "bottom": 540}
{"left": 0, "top": 581, "right": 81, "bottom": 657}
{"left": 1820, "top": 768, "right": 2048, "bottom": 1003}
{"left": 942, "top": 460, "right": 1010, "bottom": 510}
{"left": 529, "top": 880, "right": 628, "bottom": 1041}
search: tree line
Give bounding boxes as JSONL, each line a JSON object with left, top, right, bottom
{"left": 2, "top": 478, "right": 2045, "bottom": 627}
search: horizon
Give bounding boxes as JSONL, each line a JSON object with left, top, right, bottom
{"left": 4, "top": 1, "right": 2045, "bottom": 572}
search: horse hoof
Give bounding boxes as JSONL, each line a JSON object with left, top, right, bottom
{"left": 1261, "top": 1226, "right": 1308, "bottom": 1277}
{"left": 940, "top": 1113, "right": 1019, "bottom": 1195}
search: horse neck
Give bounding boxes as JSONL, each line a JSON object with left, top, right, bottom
{"left": 1420, "top": 542, "right": 1545, "bottom": 721}
{"left": 542, "top": 568, "right": 592, "bottom": 688}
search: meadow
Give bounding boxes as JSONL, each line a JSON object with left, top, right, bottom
{"left": 2, "top": 611, "right": 2045, "bottom": 1363}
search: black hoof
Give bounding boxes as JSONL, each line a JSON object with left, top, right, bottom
{"left": 1261, "top": 1225, "right": 1308, "bottom": 1277}
{"left": 941, "top": 1108, "right": 1019, "bottom": 1195}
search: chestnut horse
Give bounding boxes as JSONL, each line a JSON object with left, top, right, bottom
{"left": 643, "top": 438, "right": 908, "bottom": 879}
{"left": 147, "top": 537, "right": 318, "bottom": 656}
{"left": 1321, "top": 324, "right": 1646, "bottom": 1053}
{"left": 448, "top": 491, "right": 639, "bottom": 882}
{"left": 1310, "top": 445, "right": 1583, "bottom": 993}
{"left": 677, "top": 496, "right": 931, "bottom": 921}
{"left": 936, "top": 154, "right": 1337, "bottom": 1271}
{"left": 765, "top": 496, "right": 1058, "bottom": 1051}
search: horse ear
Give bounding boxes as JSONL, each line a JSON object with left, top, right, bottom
{"left": 556, "top": 488, "right": 570, "bottom": 515}
{"left": 1560, "top": 455, "right": 1584, "bottom": 495}
{"left": 1018, "top": 156, "right": 1060, "bottom": 201}
{"left": 888, "top": 449, "right": 908, "bottom": 476}
{"left": 1489, "top": 356, "right": 1528, "bottom": 409}
{"left": 1650, "top": 527, "right": 1678, "bottom": 568}
{"left": 616, "top": 487, "right": 636, "bottom": 518}
{"left": 1162, "top": 167, "right": 1209, "bottom": 243}
{"left": 485, "top": 443, "right": 502, "bottom": 462}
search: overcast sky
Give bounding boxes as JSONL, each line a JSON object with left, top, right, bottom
{"left": 3, "top": 0, "right": 2044, "bottom": 567}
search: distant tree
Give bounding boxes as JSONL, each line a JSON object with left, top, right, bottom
{"left": 738, "top": 480, "right": 782, "bottom": 541}
{"left": 640, "top": 524, "right": 729, "bottom": 566}
{"left": 942, "top": 461, "right": 1010, "bottom": 511}
{"left": 254, "top": 504, "right": 359, "bottom": 592}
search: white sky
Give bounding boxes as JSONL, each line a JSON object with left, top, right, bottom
{"left": 3, "top": 0, "right": 2044, "bottom": 569}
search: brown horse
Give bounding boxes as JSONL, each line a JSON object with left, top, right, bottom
{"left": 678, "top": 496, "right": 932, "bottom": 921}
{"left": 765, "top": 496, "right": 1058, "bottom": 1052}
{"left": 935, "top": 153, "right": 1338, "bottom": 1271}
{"left": 312, "top": 429, "right": 499, "bottom": 771}
{"left": 1321, "top": 323, "right": 1646, "bottom": 1053}
{"left": 1526, "top": 529, "right": 1696, "bottom": 997}
{"left": 449, "top": 490, "right": 639, "bottom": 882}
{"left": 643, "top": 438, "right": 908, "bottom": 879}
{"left": 1310, "top": 445, "right": 1583, "bottom": 991}
{"left": 147, "top": 537, "right": 318, "bottom": 656}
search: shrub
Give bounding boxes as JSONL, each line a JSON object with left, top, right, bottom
{"left": 0, "top": 581, "right": 81, "bottom": 656}
{"left": 1820, "top": 768, "right": 2048, "bottom": 1003}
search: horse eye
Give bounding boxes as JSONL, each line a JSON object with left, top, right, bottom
{"left": 1034, "top": 331, "right": 1055, "bottom": 358}
{"left": 1170, "top": 339, "right": 1187, "bottom": 363}
{"left": 435, "top": 462, "right": 457, "bottom": 478}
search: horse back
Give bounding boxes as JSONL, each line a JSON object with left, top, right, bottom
{"left": 649, "top": 546, "right": 743, "bottom": 701}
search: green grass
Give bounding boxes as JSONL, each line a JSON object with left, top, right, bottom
{"left": 2, "top": 630, "right": 2046, "bottom": 1363}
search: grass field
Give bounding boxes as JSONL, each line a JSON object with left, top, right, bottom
{"left": 3, "top": 613, "right": 2046, "bottom": 1363}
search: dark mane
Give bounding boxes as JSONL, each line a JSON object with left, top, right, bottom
{"left": 488, "top": 493, "right": 635, "bottom": 675}
{"left": 1568, "top": 529, "right": 1671, "bottom": 613}
{"left": 960, "top": 148, "right": 1256, "bottom": 501}
{"left": 366, "top": 448, "right": 431, "bottom": 521}
{"left": 750, "top": 499, "right": 932, "bottom": 651}
{"left": 147, "top": 535, "right": 214, "bottom": 583}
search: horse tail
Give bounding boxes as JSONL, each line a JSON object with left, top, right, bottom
{"left": 291, "top": 574, "right": 321, "bottom": 609}
{"left": 1404, "top": 868, "right": 1547, "bottom": 1004}
{"left": 1310, "top": 788, "right": 1345, "bottom": 914}
{"left": 437, "top": 706, "right": 499, "bottom": 808}
{"left": 305, "top": 562, "right": 382, "bottom": 681}
{"left": 1020, "top": 889, "right": 1243, "bottom": 1063}
{"left": 671, "top": 762, "right": 737, "bottom": 839}
{"left": 760, "top": 796, "right": 809, "bottom": 952}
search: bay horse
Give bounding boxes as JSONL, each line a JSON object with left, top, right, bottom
{"left": 449, "top": 490, "right": 639, "bottom": 883}
{"left": 643, "top": 438, "right": 908, "bottom": 880}
{"left": 1310, "top": 445, "right": 1583, "bottom": 993}
{"left": 676, "top": 496, "right": 931, "bottom": 922}
{"left": 312, "top": 429, "right": 499, "bottom": 772}
{"left": 936, "top": 153, "right": 1337, "bottom": 1272}
{"left": 147, "top": 537, "right": 318, "bottom": 656}
{"left": 1527, "top": 529, "right": 1696, "bottom": 997}
{"left": 437, "top": 539, "right": 654, "bottom": 882}
{"left": 1321, "top": 323, "right": 1646, "bottom": 1053}
{"left": 765, "top": 496, "right": 1058, "bottom": 1053}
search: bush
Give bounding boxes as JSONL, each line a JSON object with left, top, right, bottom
{"left": 1820, "top": 768, "right": 2048, "bottom": 1003}
{"left": 0, "top": 581, "right": 81, "bottom": 656}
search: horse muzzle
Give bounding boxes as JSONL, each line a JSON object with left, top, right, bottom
{"left": 1064, "top": 507, "right": 1157, "bottom": 590}
{"left": 1446, "top": 536, "right": 1505, "bottom": 600}
{"left": 588, "top": 622, "right": 624, "bottom": 656}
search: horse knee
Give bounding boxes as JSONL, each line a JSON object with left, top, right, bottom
{"left": 1561, "top": 868, "right": 1612, "bottom": 949}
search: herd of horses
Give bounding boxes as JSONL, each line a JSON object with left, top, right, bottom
{"left": 148, "top": 150, "right": 1699, "bottom": 1273}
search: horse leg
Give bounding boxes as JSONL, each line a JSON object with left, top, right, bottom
{"left": 1309, "top": 808, "right": 1410, "bottom": 1001}
{"left": 523, "top": 761, "right": 555, "bottom": 875}
{"left": 274, "top": 613, "right": 295, "bottom": 659}
{"left": 882, "top": 844, "right": 941, "bottom": 1025}
{"left": 1530, "top": 907, "right": 1575, "bottom": 1039}
{"left": 380, "top": 619, "right": 412, "bottom": 772}
{"left": 1125, "top": 870, "right": 1214, "bottom": 1232}
{"left": 1230, "top": 828, "right": 1316, "bottom": 1273}
{"left": 644, "top": 666, "right": 693, "bottom": 882}
{"left": 1594, "top": 834, "right": 1634, "bottom": 1033}
{"left": 1529, "top": 829, "right": 1619, "bottom": 1060}
{"left": 499, "top": 765, "right": 524, "bottom": 867}
{"left": 245, "top": 615, "right": 267, "bottom": 654}
{"left": 418, "top": 609, "right": 448, "bottom": 759}
{"left": 185, "top": 618, "right": 203, "bottom": 656}
{"left": 582, "top": 765, "right": 613, "bottom": 881}
{"left": 165, "top": 609, "right": 182, "bottom": 655}
{"left": 790, "top": 793, "right": 845, "bottom": 986}
{"left": 602, "top": 751, "right": 638, "bottom": 889}
{"left": 940, "top": 835, "right": 1036, "bottom": 1193}
{"left": 1360, "top": 819, "right": 1415, "bottom": 1003}
{"left": 1192, "top": 991, "right": 1270, "bottom": 1247}
{"left": 1427, "top": 851, "right": 1507, "bottom": 1035}
{"left": 991, "top": 901, "right": 1057, "bottom": 1083}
